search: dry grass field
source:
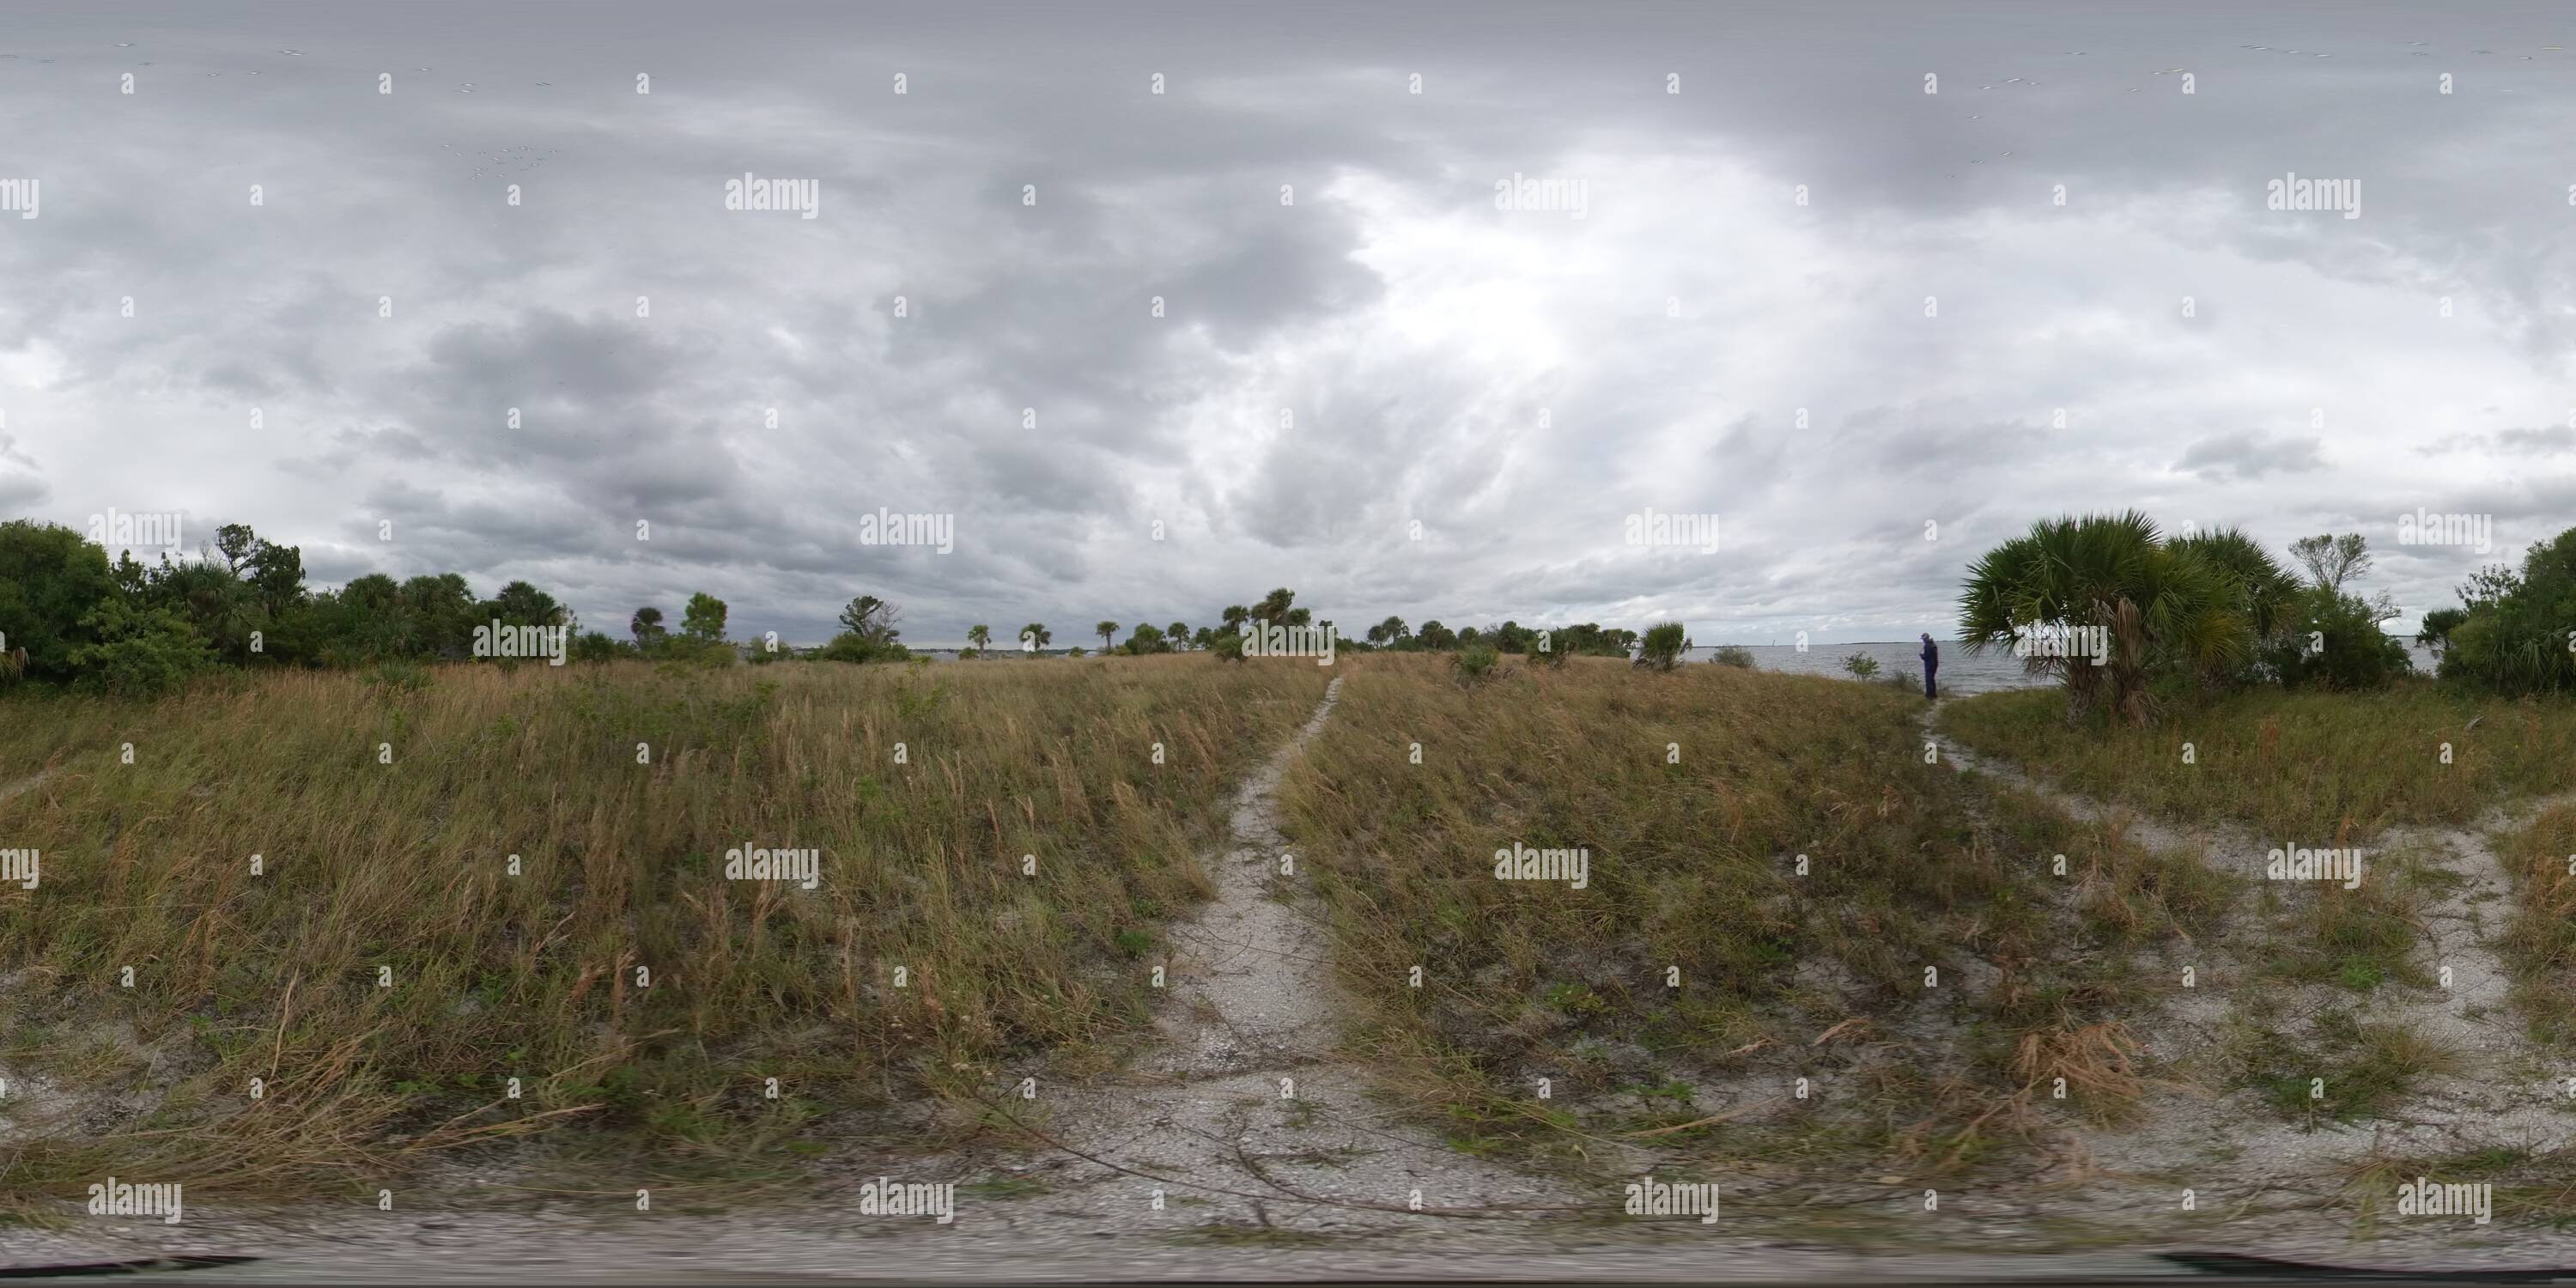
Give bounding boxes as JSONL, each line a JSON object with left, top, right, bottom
{"left": 0, "top": 657, "right": 1330, "bottom": 1201}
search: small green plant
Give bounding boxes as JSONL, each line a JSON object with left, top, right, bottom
{"left": 1712, "top": 646, "right": 1755, "bottom": 668}
{"left": 1841, "top": 652, "right": 1880, "bottom": 679}
{"left": 1452, "top": 644, "right": 1503, "bottom": 684}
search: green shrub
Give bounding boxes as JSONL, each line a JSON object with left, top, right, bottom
{"left": 1637, "top": 622, "right": 1686, "bottom": 671}
{"left": 814, "top": 632, "right": 908, "bottom": 664}
{"left": 1529, "top": 629, "right": 1571, "bottom": 667}
{"left": 2438, "top": 528, "right": 2576, "bottom": 695}
{"left": 569, "top": 630, "right": 626, "bottom": 664}
{"left": 1841, "top": 652, "right": 1880, "bottom": 679}
{"left": 1712, "top": 646, "right": 1755, "bottom": 668}
{"left": 2262, "top": 586, "right": 2412, "bottom": 690}
{"left": 1452, "top": 643, "right": 1502, "bottom": 684}
{"left": 66, "top": 598, "right": 210, "bottom": 697}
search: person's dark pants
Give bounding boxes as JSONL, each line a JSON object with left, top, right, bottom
{"left": 1923, "top": 666, "right": 1936, "bottom": 700}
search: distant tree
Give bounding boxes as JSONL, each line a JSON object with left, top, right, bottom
{"left": 1415, "top": 620, "right": 1456, "bottom": 651}
{"left": 682, "top": 592, "right": 729, "bottom": 642}
{"left": 1020, "top": 622, "right": 1052, "bottom": 653}
{"left": 1285, "top": 606, "right": 1311, "bottom": 629}
{"left": 839, "top": 595, "right": 903, "bottom": 645}
{"left": 484, "top": 580, "right": 566, "bottom": 628}
{"left": 967, "top": 623, "right": 993, "bottom": 655}
{"left": 1127, "top": 623, "right": 1168, "bottom": 653}
{"left": 214, "top": 523, "right": 260, "bottom": 574}
{"left": 1193, "top": 626, "right": 1215, "bottom": 650}
{"left": 1221, "top": 605, "right": 1249, "bottom": 632}
{"left": 1096, "top": 620, "right": 1119, "bottom": 649}
{"left": 2288, "top": 533, "right": 2372, "bottom": 594}
{"left": 244, "top": 538, "right": 307, "bottom": 617}
{"left": 1637, "top": 623, "right": 1688, "bottom": 671}
{"left": 2415, "top": 608, "right": 2468, "bottom": 654}
{"left": 631, "top": 605, "right": 668, "bottom": 650}
{"left": 2458, "top": 565, "right": 2519, "bottom": 612}
{"left": 1254, "top": 588, "right": 1293, "bottom": 624}
{"left": 402, "top": 574, "right": 480, "bottom": 658}
{"left": 1166, "top": 620, "right": 1189, "bottom": 649}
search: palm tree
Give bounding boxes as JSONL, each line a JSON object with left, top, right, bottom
{"left": 1958, "top": 511, "right": 2251, "bottom": 725}
{"left": 1096, "top": 620, "right": 1119, "bottom": 650}
{"left": 2169, "top": 527, "right": 2301, "bottom": 680}
{"left": 967, "top": 623, "right": 992, "bottom": 656}
{"left": 1220, "top": 605, "right": 1249, "bottom": 633}
{"left": 1019, "top": 622, "right": 1051, "bottom": 653}
{"left": 1166, "top": 620, "right": 1188, "bottom": 649}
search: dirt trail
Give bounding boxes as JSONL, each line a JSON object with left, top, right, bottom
{"left": 1917, "top": 703, "right": 2576, "bottom": 1180}
{"left": 915, "top": 675, "right": 1586, "bottom": 1238}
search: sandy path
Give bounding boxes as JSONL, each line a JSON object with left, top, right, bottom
{"left": 1917, "top": 703, "right": 2576, "bottom": 1181}
{"left": 936, "top": 675, "right": 1588, "bottom": 1236}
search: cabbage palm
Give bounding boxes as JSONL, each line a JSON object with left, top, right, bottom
{"left": 1958, "top": 511, "right": 2253, "bottom": 724}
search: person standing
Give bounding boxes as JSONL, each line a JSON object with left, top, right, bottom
{"left": 1919, "top": 633, "right": 1940, "bottom": 700}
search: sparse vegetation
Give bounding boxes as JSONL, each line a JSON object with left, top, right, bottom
{"left": 1276, "top": 654, "right": 2207, "bottom": 1168}
{"left": 1937, "top": 684, "right": 2576, "bottom": 837}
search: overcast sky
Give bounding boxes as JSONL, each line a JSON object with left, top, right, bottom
{"left": 3, "top": 2, "right": 2569, "bottom": 646}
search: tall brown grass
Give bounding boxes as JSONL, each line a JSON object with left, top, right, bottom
{"left": 1275, "top": 656, "right": 2214, "bottom": 1171}
{"left": 0, "top": 656, "right": 1330, "bottom": 1197}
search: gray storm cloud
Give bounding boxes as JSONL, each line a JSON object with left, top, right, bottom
{"left": 1, "top": 1, "right": 2566, "bottom": 644}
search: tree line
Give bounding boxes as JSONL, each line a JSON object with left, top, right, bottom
{"left": 0, "top": 524, "right": 1661, "bottom": 696}
{"left": 0, "top": 519, "right": 796, "bottom": 695}
{"left": 951, "top": 586, "right": 1644, "bottom": 662}
{"left": 1957, "top": 513, "right": 2576, "bottom": 723}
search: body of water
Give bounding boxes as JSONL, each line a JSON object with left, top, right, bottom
{"left": 1686, "top": 640, "right": 2442, "bottom": 696}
